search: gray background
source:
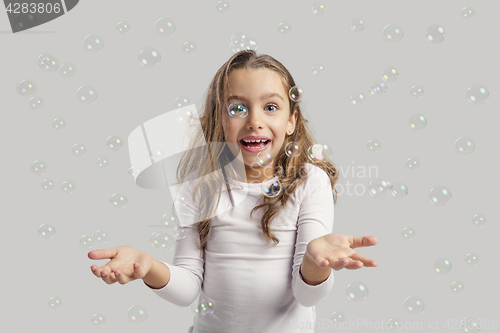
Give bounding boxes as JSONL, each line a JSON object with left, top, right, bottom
{"left": 1, "top": 0, "right": 498, "bottom": 332}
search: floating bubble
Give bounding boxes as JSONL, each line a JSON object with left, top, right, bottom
{"left": 387, "top": 318, "right": 402, "bottom": 331}
{"left": 403, "top": 296, "right": 424, "bottom": 314}
{"left": 60, "top": 63, "right": 76, "bottom": 78}
{"left": 366, "top": 139, "right": 381, "bottom": 152}
{"left": 312, "top": 64, "right": 325, "bottom": 75}
{"left": 461, "top": 7, "right": 475, "bottom": 20}
{"left": 229, "top": 32, "right": 259, "bottom": 52}
{"left": 216, "top": 1, "right": 230, "bottom": 13}
{"left": 454, "top": 136, "right": 475, "bottom": 155}
{"left": 72, "top": 143, "right": 87, "bottom": 157}
{"left": 182, "top": 41, "right": 196, "bottom": 54}
{"left": 191, "top": 297, "right": 216, "bottom": 317}
{"left": 350, "top": 93, "right": 366, "bottom": 105}
{"left": 465, "top": 253, "right": 479, "bottom": 266}
{"left": 37, "top": 53, "right": 49, "bottom": 66}
{"left": 151, "top": 231, "right": 174, "bottom": 251}
{"left": 155, "top": 17, "right": 176, "bottom": 36}
{"left": 307, "top": 143, "right": 333, "bottom": 161}
{"left": 346, "top": 281, "right": 369, "bottom": 301}
{"left": 377, "top": 180, "right": 391, "bottom": 194}
{"left": 94, "top": 230, "right": 108, "bottom": 244}
{"left": 429, "top": 185, "right": 452, "bottom": 206}
{"left": 262, "top": 179, "right": 281, "bottom": 198}
{"left": 48, "top": 296, "right": 62, "bottom": 309}
{"left": 390, "top": 182, "right": 408, "bottom": 198}
{"left": 383, "top": 24, "right": 404, "bottom": 42}
{"left": 285, "top": 142, "right": 301, "bottom": 158}
{"left": 61, "top": 180, "right": 75, "bottom": 193}
{"left": 289, "top": 86, "right": 303, "bottom": 102}
{"left": 257, "top": 151, "right": 273, "bottom": 167}
{"left": 409, "top": 114, "right": 427, "bottom": 130}
{"left": 472, "top": 213, "right": 486, "bottom": 227}
{"left": 368, "top": 81, "right": 387, "bottom": 96}
{"left": 405, "top": 157, "right": 420, "bottom": 170}
{"left": 450, "top": 281, "right": 465, "bottom": 294}
{"left": 410, "top": 85, "right": 424, "bottom": 97}
{"left": 330, "top": 311, "right": 345, "bottom": 323}
{"left": 147, "top": 149, "right": 164, "bottom": 163}
{"left": 29, "top": 96, "right": 44, "bottom": 110}
{"left": 41, "top": 178, "right": 55, "bottom": 191}
{"left": 40, "top": 55, "right": 58, "bottom": 72}
{"left": 161, "top": 213, "right": 179, "bottom": 228}
{"left": 80, "top": 235, "right": 94, "bottom": 249}
{"left": 91, "top": 314, "right": 106, "bottom": 327}
{"left": 425, "top": 24, "right": 446, "bottom": 43}
{"left": 277, "top": 22, "right": 292, "bottom": 35}
{"left": 18, "top": 80, "right": 36, "bottom": 96}
{"left": 110, "top": 193, "right": 127, "bottom": 208}
{"left": 83, "top": 34, "right": 104, "bottom": 53}
{"left": 116, "top": 21, "right": 130, "bottom": 34}
{"left": 466, "top": 84, "right": 489, "bottom": 104}
{"left": 175, "top": 96, "right": 191, "bottom": 109}
{"left": 106, "top": 135, "right": 124, "bottom": 152}
{"left": 459, "top": 317, "right": 480, "bottom": 333}
{"left": 31, "top": 160, "right": 46, "bottom": 175}
{"left": 228, "top": 102, "right": 248, "bottom": 118}
{"left": 401, "top": 227, "right": 415, "bottom": 240}
{"left": 13, "top": 12, "right": 39, "bottom": 32}
{"left": 139, "top": 47, "right": 161, "bottom": 67}
{"left": 128, "top": 167, "right": 141, "bottom": 179}
{"left": 434, "top": 258, "right": 452, "bottom": 274}
{"left": 176, "top": 107, "right": 194, "bottom": 125}
{"left": 52, "top": 117, "right": 66, "bottom": 131}
{"left": 38, "top": 224, "right": 56, "bottom": 239}
{"left": 77, "top": 85, "right": 97, "bottom": 104}
{"left": 173, "top": 226, "right": 187, "bottom": 240}
{"left": 96, "top": 157, "right": 109, "bottom": 169}
{"left": 382, "top": 67, "right": 398, "bottom": 81}
{"left": 127, "top": 305, "right": 148, "bottom": 324}
{"left": 173, "top": 194, "right": 187, "bottom": 207}
{"left": 350, "top": 18, "right": 365, "bottom": 32}
{"left": 368, "top": 179, "right": 387, "bottom": 198}
{"left": 312, "top": 3, "right": 325, "bottom": 15}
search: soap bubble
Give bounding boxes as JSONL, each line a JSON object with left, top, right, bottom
{"left": 41, "top": 179, "right": 55, "bottom": 191}
{"left": 383, "top": 24, "right": 403, "bottom": 43}
{"left": 425, "top": 24, "right": 446, "bottom": 43}
{"left": 110, "top": 193, "right": 127, "bottom": 208}
{"left": 346, "top": 281, "right": 369, "bottom": 301}
{"left": 312, "top": 3, "right": 325, "bottom": 15}
{"left": 91, "top": 313, "right": 106, "bottom": 327}
{"left": 330, "top": 311, "right": 345, "bottom": 323}
{"left": 277, "top": 22, "right": 292, "bottom": 35}
{"left": 38, "top": 224, "right": 56, "bottom": 239}
{"left": 155, "top": 17, "right": 176, "bottom": 36}
{"left": 106, "top": 135, "right": 124, "bottom": 152}
{"left": 409, "top": 114, "right": 427, "bottom": 130}
{"left": 366, "top": 139, "right": 381, "bottom": 152}
{"left": 434, "top": 258, "right": 452, "bottom": 274}
{"left": 116, "top": 21, "right": 130, "bottom": 34}
{"left": 465, "top": 253, "right": 479, "bottom": 266}
{"left": 382, "top": 67, "right": 398, "bottom": 81}
{"left": 454, "top": 137, "right": 475, "bottom": 156}
{"left": 18, "top": 79, "right": 36, "bottom": 96}
{"left": 31, "top": 160, "right": 46, "bottom": 175}
{"left": 191, "top": 297, "right": 216, "bottom": 317}
{"left": 262, "top": 179, "right": 281, "bottom": 198}
{"left": 127, "top": 305, "right": 148, "bottom": 324}
{"left": 466, "top": 84, "right": 489, "bottom": 104}
{"left": 138, "top": 47, "right": 161, "bottom": 67}
{"left": 216, "top": 1, "right": 230, "bottom": 13}
{"left": 405, "top": 157, "right": 420, "bottom": 170}
{"left": 80, "top": 235, "right": 94, "bottom": 249}
{"left": 60, "top": 63, "right": 76, "bottom": 78}
{"left": 350, "top": 18, "right": 365, "bottom": 32}
{"left": 390, "top": 182, "right": 408, "bottom": 198}
{"left": 401, "top": 227, "right": 415, "bottom": 240}
{"left": 461, "top": 7, "right": 475, "bottom": 20}
{"left": 450, "top": 281, "right": 465, "bottom": 294}
{"left": 77, "top": 85, "right": 97, "bottom": 104}
{"left": 72, "top": 143, "right": 87, "bottom": 157}
{"left": 52, "top": 117, "right": 66, "bottom": 131}
{"left": 410, "top": 85, "right": 424, "bottom": 97}
{"left": 29, "top": 96, "right": 44, "bottom": 110}
{"left": 472, "top": 213, "right": 486, "bottom": 227}
{"left": 83, "top": 34, "right": 104, "bottom": 53}
{"left": 350, "top": 93, "right": 366, "bottom": 105}
{"left": 61, "top": 180, "right": 76, "bottom": 193}
{"left": 48, "top": 296, "right": 62, "bottom": 309}
{"left": 368, "top": 81, "right": 387, "bottom": 96}
{"left": 429, "top": 185, "right": 452, "bottom": 206}
{"left": 403, "top": 296, "right": 424, "bottom": 314}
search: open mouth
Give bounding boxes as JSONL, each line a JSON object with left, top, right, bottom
{"left": 240, "top": 139, "right": 270, "bottom": 149}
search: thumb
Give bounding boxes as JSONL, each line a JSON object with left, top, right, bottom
{"left": 132, "top": 262, "right": 148, "bottom": 279}
{"left": 315, "top": 256, "right": 329, "bottom": 268}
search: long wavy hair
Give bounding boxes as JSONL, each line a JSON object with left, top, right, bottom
{"left": 171, "top": 50, "right": 339, "bottom": 261}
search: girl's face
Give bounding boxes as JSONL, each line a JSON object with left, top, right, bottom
{"left": 223, "top": 68, "right": 297, "bottom": 183}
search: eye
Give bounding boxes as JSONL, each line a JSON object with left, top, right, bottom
{"left": 265, "top": 104, "right": 278, "bottom": 112}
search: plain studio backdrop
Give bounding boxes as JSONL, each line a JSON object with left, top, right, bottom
{"left": 1, "top": 0, "right": 498, "bottom": 332}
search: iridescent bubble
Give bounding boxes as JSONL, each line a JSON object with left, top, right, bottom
{"left": 350, "top": 18, "right": 365, "bottom": 32}
{"left": 377, "top": 180, "right": 391, "bottom": 194}
{"left": 59, "top": 63, "right": 76, "bottom": 78}
{"left": 175, "top": 96, "right": 191, "bottom": 109}
{"left": 173, "top": 226, "right": 187, "bottom": 240}
{"left": 472, "top": 213, "right": 486, "bottom": 227}
{"left": 72, "top": 143, "right": 87, "bottom": 157}
{"left": 161, "top": 212, "right": 179, "bottom": 228}
{"left": 128, "top": 167, "right": 141, "bottom": 179}
{"left": 29, "top": 96, "right": 44, "bottom": 110}
{"left": 403, "top": 296, "right": 424, "bottom": 314}
{"left": 31, "top": 160, "right": 46, "bottom": 175}
{"left": 410, "top": 85, "right": 424, "bottom": 97}
{"left": 40, "top": 55, "right": 58, "bottom": 72}
{"left": 155, "top": 17, "right": 176, "bottom": 36}
{"left": 450, "top": 281, "right": 465, "bottom": 294}
{"left": 96, "top": 157, "right": 109, "bottom": 169}
{"left": 350, "top": 93, "right": 366, "bottom": 105}
{"left": 454, "top": 136, "right": 475, "bottom": 155}
{"left": 116, "top": 21, "right": 130, "bottom": 34}
{"left": 434, "top": 258, "right": 452, "bottom": 274}
{"left": 312, "top": 64, "right": 325, "bottom": 75}
{"left": 465, "top": 253, "right": 479, "bottom": 266}
{"left": 173, "top": 194, "right": 187, "bottom": 207}
{"left": 228, "top": 102, "right": 248, "bottom": 118}
{"left": 151, "top": 232, "right": 174, "bottom": 251}
{"left": 262, "top": 179, "right": 281, "bottom": 198}
{"left": 346, "top": 281, "right": 369, "bottom": 301}
{"left": 52, "top": 117, "right": 66, "bottom": 131}
{"left": 382, "top": 67, "right": 398, "bottom": 81}
{"left": 61, "top": 180, "right": 75, "bottom": 193}
{"left": 405, "top": 157, "right": 420, "bottom": 170}
{"left": 147, "top": 149, "right": 165, "bottom": 162}
{"left": 459, "top": 318, "right": 480, "bottom": 333}
{"left": 41, "top": 178, "right": 54, "bottom": 191}
{"left": 191, "top": 297, "right": 216, "bottom": 317}
{"left": 307, "top": 143, "right": 333, "bottom": 161}
{"left": 425, "top": 24, "right": 446, "bottom": 43}
{"left": 368, "top": 180, "right": 386, "bottom": 198}
{"left": 429, "top": 185, "right": 452, "bottom": 206}
{"left": 18, "top": 80, "right": 36, "bottom": 96}
{"left": 106, "top": 135, "right": 124, "bottom": 152}
{"left": 175, "top": 107, "right": 194, "bottom": 125}
{"left": 138, "top": 47, "right": 161, "bottom": 67}
{"left": 330, "top": 311, "right": 345, "bottom": 323}
{"left": 285, "top": 142, "right": 301, "bottom": 158}
{"left": 366, "top": 139, "right": 381, "bottom": 152}
{"left": 94, "top": 230, "right": 108, "bottom": 244}
{"left": 368, "top": 81, "right": 387, "bottom": 96}
{"left": 83, "top": 34, "right": 104, "bottom": 53}
{"left": 37, "top": 53, "right": 49, "bottom": 66}
{"left": 38, "top": 224, "right": 56, "bottom": 239}
{"left": 110, "top": 193, "right": 127, "bottom": 208}
{"left": 383, "top": 24, "right": 404, "bottom": 43}
{"left": 466, "top": 84, "right": 489, "bottom": 104}
{"left": 48, "top": 296, "right": 62, "bottom": 309}
{"left": 277, "top": 22, "right": 292, "bottom": 35}
{"left": 312, "top": 3, "right": 325, "bottom": 15}
{"left": 390, "top": 182, "right": 408, "bottom": 198}
{"left": 127, "top": 305, "right": 148, "bottom": 324}
{"left": 409, "top": 114, "right": 427, "bottom": 130}
{"left": 401, "top": 227, "right": 415, "bottom": 240}
{"left": 461, "top": 7, "right": 475, "bottom": 20}
{"left": 182, "top": 41, "right": 196, "bottom": 55}
{"left": 387, "top": 318, "right": 402, "bottom": 331}
{"left": 80, "top": 235, "right": 94, "bottom": 249}
{"left": 77, "top": 86, "right": 97, "bottom": 104}
{"left": 91, "top": 314, "right": 105, "bottom": 327}
{"left": 289, "top": 86, "right": 303, "bottom": 101}
{"left": 216, "top": 1, "right": 230, "bottom": 13}
{"left": 257, "top": 152, "right": 273, "bottom": 167}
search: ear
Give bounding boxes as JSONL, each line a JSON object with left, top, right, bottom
{"left": 288, "top": 109, "right": 298, "bottom": 132}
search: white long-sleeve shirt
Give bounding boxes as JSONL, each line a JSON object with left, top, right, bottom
{"left": 145, "top": 162, "right": 335, "bottom": 332}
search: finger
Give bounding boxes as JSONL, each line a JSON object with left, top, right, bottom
{"left": 349, "top": 236, "right": 378, "bottom": 249}
{"left": 313, "top": 256, "right": 329, "bottom": 268}
{"left": 350, "top": 252, "right": 378, "bottom": 267}
{"left": 331, "top": 257, "right": 349, "bottom": 271}
{"left": 113, "top": 269, "right": 129, "bottom": 285}
{"left": 132, "top": 262, "right": 147, "bottom": 279}
{"left": 88, "top": 248, "right": 119, "bottom": 260}
{"left": 100, "top": 269, "right": 117, "bottom": 284}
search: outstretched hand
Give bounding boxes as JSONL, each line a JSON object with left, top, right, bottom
{"left": 305, "top": 233, "right": 378, "bottom": 270}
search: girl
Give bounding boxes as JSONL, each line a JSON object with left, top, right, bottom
{"left": 88, "top": 50, "right": 378, "bottom": 333}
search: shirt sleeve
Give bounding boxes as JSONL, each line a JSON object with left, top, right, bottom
{"left": 291, "top": 164, "right": 335, "bottom": 307}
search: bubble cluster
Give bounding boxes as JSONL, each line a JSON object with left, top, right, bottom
{"left": 60, "top": 63, "right": 76, "bottom": 78}
{"left": 150, "top": 232, "right": 174, "bottom": 251}
{"left": 350, "top": 93, "right": 366, "bottom": 105}
{"left": 110, "top": 193, "right": 128, "bottom": 208}
{"left": 434, "top": 258, "right": 452, "bottom": 274}
{"left": 410, "top": 85, "right": 424, "bottom": 97}
{"left": 405, "top": 157, "right": 420, "bottom": 170}
{"left": 40, "top": 55, "right": 58, "bottom": 72}
{"left": 77, "top": 85, "right": 97, "bottom": 104}
{"left": 350, "top": 18, "right": 365, "bottom": 32}
{"left": 230, "top": 32, "right": 258, "bottom": 52}
{"left": 91, "top": 314, "right": 106, "bottom": 327}
{"left": 48, "top": 296, "right": 62, "bottom": 309}
{"left": 116, "top": 21, "right": 130, "bottom": 34}
{"left": 155, "top": 17, "right": 176, "bottom": 36}
{"left": 127, "top": 305, "right": 148, "bottom": 324}
{"left": 472, "top": 213, "right": 486, "bottom": 227}
{"left": 191, "top": 297, "right": 216, "bottom": 317}
{"left": 106, "top": 135, "right": 124, "bottom": 152}
{"left": 277, "top": 22, "right": 292, "bottom": 35}
{"left": 52, "top": 118, "right": 66, "bottom": 131}
{"left": 262, "top": 179, "right": 282, "bottom": 198}
{"left": 346, "top": 281, "right": 369, "bottom": 301}
{"left": 429, "top": 185, "right": 452, "bottom": 206}
{"left": 409, "top": 114, "right": 427, "bottom": 130}
{"left": 401, "top": 227, "right": 415, "bottom": 240}
{"left": 466, "top": 84, "right": 489, "bottom": 104}
{"left": 31, "top": 160, "right": 46, "bottom": 175}
{"left": 425, "top": 24, "right": 446, "bottom": 43}
{"left": 38, "top": 223, "right": 56, "bottom": 239}
{"left": 383, "top": 24, "right": 404, "bottom": 43}
{"left": 18, "top": 80, "right": 36, "bottom": 96}
{"left": 138, "top": 47, "right": 161, "bottom": 67}
{"left": 83, "top": 34, "right": 104, "bottom": 53}
{"left": 450, "top": 281, "right": 465, "bottom": 294}
{"left": 454, "top": 137, "right": 475, "bottom": 155}
{"left": 72, "top": 143, "right": 87, "bottom": 157}
{"left": 403, "top": 296, "right": 425, "bottom": 314}
{"left": 61, "top": 180, "right": 75, "bottom": 193}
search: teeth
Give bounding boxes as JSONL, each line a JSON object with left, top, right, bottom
{"left": 243, "top": 139, "right": 268, "bottom": 143}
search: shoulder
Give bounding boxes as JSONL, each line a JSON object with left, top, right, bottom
{"left": 297, "top": 163, "right": 332, "bottom": 195}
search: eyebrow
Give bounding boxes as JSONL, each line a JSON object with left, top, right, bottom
{"left": 227, "top": 92, "right": 284, "bottom": 103}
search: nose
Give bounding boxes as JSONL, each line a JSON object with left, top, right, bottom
{"left": 245, "top": 107, "right": 264, "bottom": 130}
